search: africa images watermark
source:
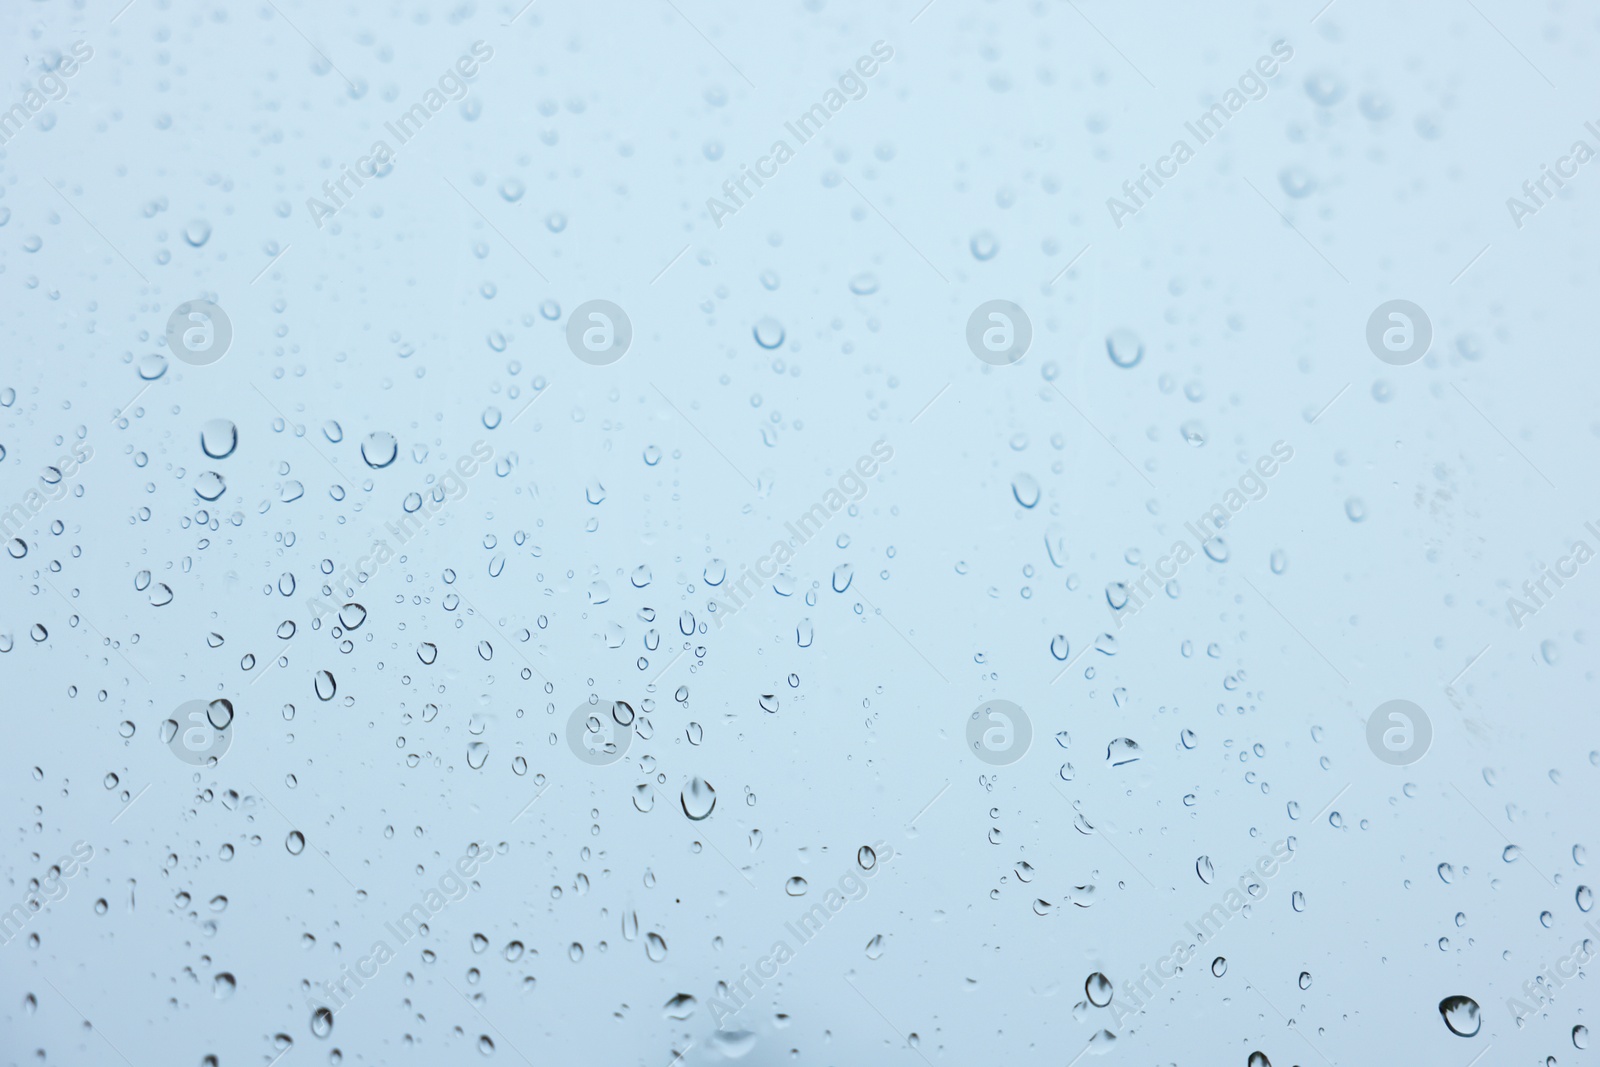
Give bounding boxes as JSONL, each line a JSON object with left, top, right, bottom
{"left": 306, "top": 41, "right": 495, "bottom": 229}
{"left": 1109, "top": 441, "right": 1294, "bottom": 628}
{"left": 305, "top": 440, "right": 495, "bottom": 622}
{"left": 705, "top": 41, "right": 895, "bottom": 229}
{"left": 0, "top": 41, "right": 93, "bottom": 147}
{"left": 0, "top": 842, "right": 95, "bottom": 947}
{"left": 710, "top": 440, "right": 894, "bottom": 627}
{"left": 1, "top": 441, "right": 94, "bottom": 542}
{"left": 304, "top": 839, "right": 495, "bottom": 1019}
{"left": 707, "top": 840, "right": 896, "bottom": 1028}
{"left": 1505, "top": 118, "right": 1600, "bottom": 230}
{"left": 1506, "top": 919, "right": 1600, "bottom": 1025}
{"left": 1103, "top": 838, "right": 1295, "bottom": 1033}
{"left": 1504, "top": 519, "right": 1600, "bottom": 629}
{"left": 1107, "top": 40, "right": 1294, "bottom": 228}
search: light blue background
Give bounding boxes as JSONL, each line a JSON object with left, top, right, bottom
{"left": 2, "top": 0, "right": 1596, "bottom": 1064}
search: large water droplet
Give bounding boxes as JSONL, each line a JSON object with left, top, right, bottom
{"left": 200, "top": 419, "right": 237, "bottom": 459}
{"left": 1439, "top": 995, "right": 1481, "bottom": 1037}
{"left": 681, "top": 777, "right": 716, "bottom": 820}
{"left": 1106, "top": 329, "right": 1143, "bottom": 368}
{"left": 817, "top": 561, "right": 849, "bottom": 597}
{"left": 753, "top": 317, "right": 786, "bottom": 349}
{"left": 361, "top": 431, "right": 398, "bottom": 469}
{"left": 1107, "top": 738, "right": 1141, "bottom": 766}
{"left": 195, "top": 471, "right": 226, "bottom": 501}
{"left": 663, "top": 993, "right": 697, "bottom": 1019}
{"left": 1012, "top": 474, "right": 1041, "bottom": 508}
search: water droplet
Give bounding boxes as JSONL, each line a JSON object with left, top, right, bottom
{"left": 1012, "top": 474, "right": 1041, "bottom": 508}
{"left": 832, "top": 564, "right": 853, "bottom": 593}
{"left": 1304, "top": 71, "right": 1345, "bottom": 106}
{"left": 1107, "top": 738, "right": 1141, "bottom": 766}
{"left": 1439, "top": 995, "right": 1481, "bottom": 1037}
{"left": 207, "top": 699, "right": 234, "bottom": 730}
{"left": 1044, "top": 524, "right": 1068, "bottom": 567}
{"left": 681, "top": 778, "right": 716, "bottom": 820}
{"left": 753, "top": 317, "right": 786, "bottom": 349}
{"left": 195, "top": 471, "right": 226, "bottom": 501}
{"left": 361, "top": 431, "right": 398, "bottom": 469}
{"left": 663, "top": 993, "right": 697, "bottom": 1019}
{"left": 1106, "top": 328, "right": 1143, "bottom": 368}
{"left": 200, "top": 419, "right": 237, "bottom": 459}
{"left": 1279, "top": 166, "right": 1315, "bottom": 198}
